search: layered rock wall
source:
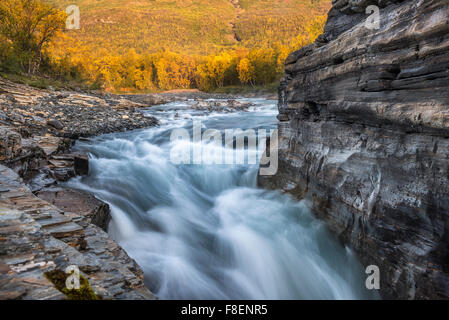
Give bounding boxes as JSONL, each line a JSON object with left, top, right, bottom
{"left": 259, "top": 0, "right": 449, "bottom": 299}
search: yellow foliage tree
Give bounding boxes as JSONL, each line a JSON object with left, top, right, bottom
{"left": 276, "top": 45, "right": 291, "bottom": 74}
{"left": 155, "top": 52, "right": 194, "bottom": 90}
{"left": 22, "top": 4, "right": 328, "bottom": 92}
{"left": 207, "top": 52, "right": 233, "bottom": 88}
{"left": 248, "top": 48, "right": 277, "bottom": 85}
{"left": 0, "top": 0, "right": 66, "bottom": 74}
{"left": 237, "top": 58, "right": 255, "bottom": 86}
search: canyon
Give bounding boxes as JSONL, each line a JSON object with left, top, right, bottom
{"left": 259, "top": 0, "right": 449, "bottom": 299}
{"left": 0, "top": 78, "right": 374, "bottom": 299}
{"left": 2, "top": 0, "right": 449, "bottom": 300}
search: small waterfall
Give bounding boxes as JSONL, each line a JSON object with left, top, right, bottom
{"left": 67, "top": 98, "right": 377, "bottom": 300}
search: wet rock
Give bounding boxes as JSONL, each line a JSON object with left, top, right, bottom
{"left": 52, "top": 167, "right": 75, "bottom": 182}
{"left": 74, "top": 154, "right": 89, "bottom": 176}
{"left": 0, "top": 76, "right": 159, "bottom": 299}
{"left": 192, "top": 99, "right": 254, "bottom": 112}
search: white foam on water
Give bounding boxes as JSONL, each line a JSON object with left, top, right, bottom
{"left": 67, "top": 98, "right": 378, "bottom": 300}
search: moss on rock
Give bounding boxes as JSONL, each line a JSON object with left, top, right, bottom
{"left": 44, "top": 269, "right": 101, "bottom": 300}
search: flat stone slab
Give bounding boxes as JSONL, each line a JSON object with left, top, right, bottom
{"left": 36, "top": 214, "right": 72, "bottom": 228}
{"left": 37, "top": 189, "right": 111, "bottom": 231}
{"left": 44, "top": 222, "right": 84, "bottom": 238}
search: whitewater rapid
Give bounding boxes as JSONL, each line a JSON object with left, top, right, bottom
{"left": 67, "top": 98, "right": 377, "bottom": 300}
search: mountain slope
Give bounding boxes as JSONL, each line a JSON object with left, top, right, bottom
{"left": 49, "top": 0, "right": 331, "bottom": 56}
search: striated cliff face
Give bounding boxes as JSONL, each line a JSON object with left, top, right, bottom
{"left": 259, "top": 0, "right": 449, "bottom": 299}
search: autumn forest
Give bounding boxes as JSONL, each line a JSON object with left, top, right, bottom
{"left": 0, "top": 0, "right": 331, "bottom": 92}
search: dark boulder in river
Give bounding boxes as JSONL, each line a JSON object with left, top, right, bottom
{"left": 259, "top": 0, "right": 449, "bottom": 299}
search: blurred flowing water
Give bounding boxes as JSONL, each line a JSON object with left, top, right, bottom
{"left": 67, "top": 98, "right": 377, "bottom": 300}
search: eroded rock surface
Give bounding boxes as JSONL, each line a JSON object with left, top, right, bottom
{"left": 0, "top": 165, "right": 155, "bottom": 300}
{"left": 0, "top": 78, "right": 158, "bottom": 299}
{"left": 0, "top": 78, "right": 158, "bottom": 139}
{"left": 192, "top": 99, "right": 254, "bottom": 112}
{"left": 259, "top": 0, "right": 449, "bottom": 299}
{"left": 0, "top": 78, "right": 159, "bottom": 188}
{"left": 37, "top": 188, "right": 111, "bottom": 232}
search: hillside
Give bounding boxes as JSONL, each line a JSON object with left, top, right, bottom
{"left": 49, "top": 0, "right": 331, "bottom": 56}
{"left": 0, "top": 0, "right": 331, "bottom": 92}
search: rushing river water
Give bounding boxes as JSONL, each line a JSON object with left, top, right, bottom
{"left": 67, "top": 98, "right": 377, "bottom": 299}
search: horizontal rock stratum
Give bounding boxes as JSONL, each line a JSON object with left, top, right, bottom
{"left": 0, "top": 78, "right": 159, "bottom": 299}
{"left": 0, "top": 165, "right": 156, "bottom": 299}
{"left": 259, "top": 0, "right": 449, "bottom": 299}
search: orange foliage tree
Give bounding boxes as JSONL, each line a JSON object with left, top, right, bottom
{"left": 0, "top": 0, "right": 66, "bottom": 74}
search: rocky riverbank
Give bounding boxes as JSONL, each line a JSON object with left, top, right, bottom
{"left": 0, "top": 77, "right": 160, "bottom": 184}
{"left": 0, "top": 76, "right": 275, "bottom": 299}
{"left": 0, "top": 78, "right": 159, "bottom": 299}
{"left": 0, "top": 165, "right": 155, "bottom": 299}
{"left": 122, "top": 90, "right": 277, "bottom": 106}
{"left": 259, "top": 0, "right": 449, "bottom": 299}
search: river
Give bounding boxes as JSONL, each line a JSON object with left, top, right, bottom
{"left": 67, "top": 97, "right": 377, "bottom": 300}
